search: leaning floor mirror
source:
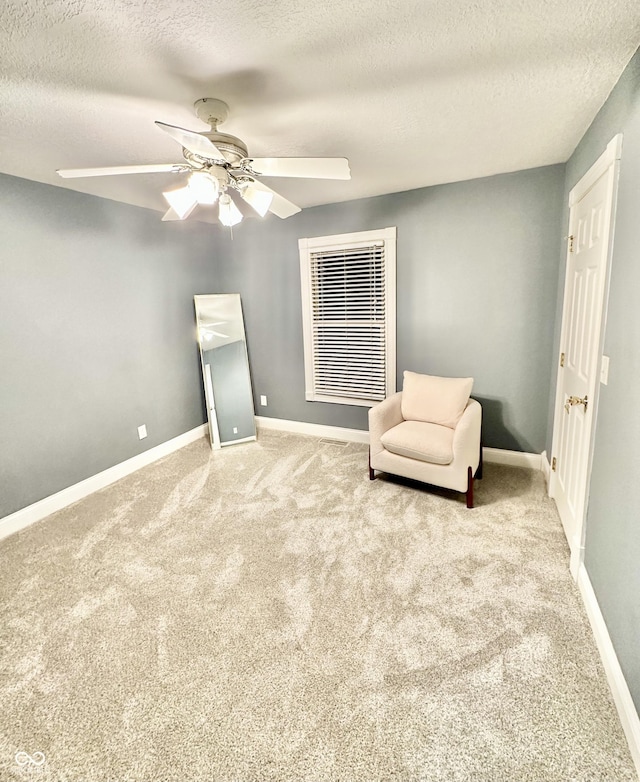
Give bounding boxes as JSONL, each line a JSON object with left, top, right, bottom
{"left": 194, "top": 294, "right": 256, "bottom": 449}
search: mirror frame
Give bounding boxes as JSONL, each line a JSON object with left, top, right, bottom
{"left": 194, "top": 294, "right": 256, "bottom": 449}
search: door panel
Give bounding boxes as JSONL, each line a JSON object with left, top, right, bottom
{"left": 551, "top": 141, "right": 620, "bottom": 566}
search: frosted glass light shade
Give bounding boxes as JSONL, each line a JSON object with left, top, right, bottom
{"left": 189, "top": 171, "right": 219, "bottom": 204}
{"left": 218, "top": 193, "right": 242, "bottom": 227}
{"left": 163, "top": 185, "right": 197, "bottom": 219}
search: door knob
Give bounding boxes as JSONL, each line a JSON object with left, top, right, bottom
{"left": 564, "top": 394, "right": 588, "bottom": 414}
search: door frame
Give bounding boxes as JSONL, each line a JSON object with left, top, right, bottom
{"left": 549, "top": 133, "right": 622, "bottom": 580}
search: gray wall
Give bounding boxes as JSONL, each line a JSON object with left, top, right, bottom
{"left": 550, "top": 49, "right": 640, "bottom": 712}
{"left": 0, "top": 163, "right": 565, "bottom": 522}
{"left": 212, "top": 165, "right": 565, "bottom": 452}
{"left": 0, "top": 174, "right": 217, "bottom": 517}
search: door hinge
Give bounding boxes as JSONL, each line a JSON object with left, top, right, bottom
{"left": 568, "top": 235, "right": 574, "bottom": 253}
{"left": 560, "top": 352, "right": 565, "bottom": 367}
{"left": 552, "top": 457, "right": 557, "bottom": 472}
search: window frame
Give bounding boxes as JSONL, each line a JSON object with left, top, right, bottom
{"left": 298, "top": 226, "right": 396, "bottom": 407}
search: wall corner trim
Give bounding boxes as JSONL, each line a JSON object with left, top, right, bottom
{"left": 578, "top": 564, "right": 640, "bottom": 776}
{"left": 0, "top": 424, "right": 209, "bottom": 542}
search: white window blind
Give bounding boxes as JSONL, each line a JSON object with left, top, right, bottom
{"left": 299, "top": 228, "right": 396, "bottom": 407}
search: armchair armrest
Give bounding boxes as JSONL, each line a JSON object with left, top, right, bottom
{"left": 368, "top": 392, "right": 403, "bottom": 458}
{"left": 452, "top": 398, "right": 482, "bottom": 467}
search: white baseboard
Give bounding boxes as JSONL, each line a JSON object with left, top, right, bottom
{"left": 482, "top": 447, "right": 541, "bottom": 470}
{"left": 578, "top": 564, "right": 640, "bottom": 776}
{"left": 256, "top": 415, "right": 370, "bottom": 444}
{"left": 0, "top": 418, "right": 546, "bottom": 542}
{"left": 0, "top": 424, "right": 208, "bottom": 542}
{"left": 540, "top": 450, "right": 551, "bottom": 486}
{"left": 256, "top": 416, "right": 542, "bottom": 470}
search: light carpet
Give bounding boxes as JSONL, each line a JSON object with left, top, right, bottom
{"left": 0, "top": 430, "right": 636, "bottom": 781}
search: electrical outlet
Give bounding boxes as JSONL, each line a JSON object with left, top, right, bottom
{"left": 137, "top": 424, "right": 147, "bottom": 440}
{"left": 233, "top": 427, "right": 238, "bottom": 434}
{"left": 260, "top": 395, "right": 267, "bottom": 406}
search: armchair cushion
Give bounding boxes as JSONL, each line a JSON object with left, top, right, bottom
{"left": 401, "top": 371, "right": 473, "bottom": 429}
{"left": 380, "top": 420, "right": 454, "bottom": 465}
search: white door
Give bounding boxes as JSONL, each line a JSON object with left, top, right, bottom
{"left": 550, "top": 135, "right": 621, "bottom": 576}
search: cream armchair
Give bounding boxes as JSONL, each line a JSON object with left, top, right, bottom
{"left": 368, "top": 372, "right": 483, "bottom": 508}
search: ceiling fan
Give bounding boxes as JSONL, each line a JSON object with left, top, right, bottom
{"left": 56, "top": 98, "right": 351, "bottom": 226}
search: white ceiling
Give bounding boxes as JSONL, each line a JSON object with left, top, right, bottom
{"left": 1, "top": 0, "right": 639, "bottom": 219}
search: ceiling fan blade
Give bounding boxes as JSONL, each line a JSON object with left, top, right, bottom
{"left": 248, "top": 180, "right": 301, "bottom": 219}
{"left": 155, "top": 121, "right": 226, "bottom": 161}
{"left": 240, "top": 183, "right": 273, "bottom": 217}
{"left": 244, "top": 157, "right": 351, "bottom": 180}
{"left": 57, "top": 163, "right": 185, "bottom": 179}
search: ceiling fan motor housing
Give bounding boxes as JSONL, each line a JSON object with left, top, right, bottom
{"left": 181, "top": 133, "right": 248, "bottom": 167}
{"left": 205, "top": 132, "right": 248, "bottom": 165}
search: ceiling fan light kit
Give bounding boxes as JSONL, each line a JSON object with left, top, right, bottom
{"left": 188, "top": 170, "right": 220, "bottom": 204}
{"left": 56, "top": 98, "right": 351, "bottom": 229}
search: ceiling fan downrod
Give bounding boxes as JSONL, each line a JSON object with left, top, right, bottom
{"left": 194, "top": 98, "right": 229, "bottom": 131}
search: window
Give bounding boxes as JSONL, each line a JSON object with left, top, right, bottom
{"left": 299, "top": 227, "right": 396, "bottom": 407}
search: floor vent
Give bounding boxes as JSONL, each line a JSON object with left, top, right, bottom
{"left": 319, "top": 438, "right": 350, "bottom": 447}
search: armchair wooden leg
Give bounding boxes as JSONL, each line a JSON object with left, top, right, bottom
{"left": 466, "top": 466, "right": 474, "bottom": 508}
{"left": 476, "top": 440, "right": 483, "bottom": 480}
{"left": 368, "top": 450, "right": 375, "bottom": 480}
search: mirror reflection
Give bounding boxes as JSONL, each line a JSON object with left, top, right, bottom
{"left": 194, "top": 294, "right": 256, "bottom": 449}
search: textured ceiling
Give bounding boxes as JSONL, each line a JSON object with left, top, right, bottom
{"left": 1, "top": 0, "right": 639, "bottom": 219}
